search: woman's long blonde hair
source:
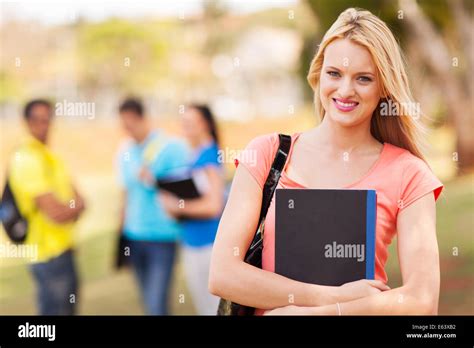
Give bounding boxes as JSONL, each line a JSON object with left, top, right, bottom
{"left": 307, "top": 8, "right": 427, "bottom": 160}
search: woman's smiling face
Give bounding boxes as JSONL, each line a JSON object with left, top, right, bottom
{"left": 319, "top": 38, "right": 381, "bottom": 128}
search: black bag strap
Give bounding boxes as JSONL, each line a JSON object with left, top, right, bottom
{"left": 259, "top": 134, "right": 291, "bottom": 222}
{"left": 247, "top": 134, "right": 291, "bottom": 251}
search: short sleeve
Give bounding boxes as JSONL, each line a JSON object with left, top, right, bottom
{"left": 194, "top": 145, "right": 220, "bottom": 169}
{"left": 9, "top": 151, "right": 51, "bottom": 197}
{"left": 234, "top": 133, "right": 279, "bottom": 189}
{"left": 152, "top": 139, "right": 191, "bottom": 179}
{"left": 399, "top": 156, "right": 444, "bottom": 211}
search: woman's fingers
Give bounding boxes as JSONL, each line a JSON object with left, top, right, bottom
{"left": 366, "top": 279, "right": 391, "bottom": 291}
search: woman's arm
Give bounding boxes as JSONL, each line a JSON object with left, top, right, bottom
{"left": 161, "top": 166, "right": 224, "bottom": 219}
{"left": 208, "top": 164, "right": 388, "bottom": 310}
{"left": 266, "top": 192, "right": 440, "bottom": 315}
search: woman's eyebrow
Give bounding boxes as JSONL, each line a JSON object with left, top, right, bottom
{"left": 356, "top": 71, "right": 376, "bottom": 76}
{"left": 325, "top": 65, "right": 375, "bottom": 76}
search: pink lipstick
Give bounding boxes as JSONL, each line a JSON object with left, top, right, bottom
{"left": 332, "top": 98, "right": 359, "bottom": 112}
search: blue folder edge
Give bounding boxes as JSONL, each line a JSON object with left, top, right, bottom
{"left": 365, "top": 190, "right": 376, "bottom": 279}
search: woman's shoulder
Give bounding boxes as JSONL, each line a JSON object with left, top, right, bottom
{"left": 236, "top": 132, "right": 293, "bottom": 188}
{"left": 246, "top": 132, "right": 280, "bottom": 149}
{"left": 238, "top": 132, "right": 278, "bottom": 163}
{"left": 200, "top": 141, "right": 219, "bottom": 154}
{"left": 195, "top": 141, "right": 220, "bottom": 167}
{"left": 383, "top": 142, "right": 431, "bottom": 172}
{"left": 245, "top": 132, "right": 299, "bottom": 152}
{"left": 382, "top": 143, "right": 443, "bottom": 207}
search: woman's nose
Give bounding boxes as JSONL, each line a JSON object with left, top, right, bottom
{"left": 337, "top": 77, "right": 355, "bottom": 98}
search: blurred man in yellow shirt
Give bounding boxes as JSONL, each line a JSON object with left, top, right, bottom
{"left": 8, "top": 99, "right": 85, "bottom": 315}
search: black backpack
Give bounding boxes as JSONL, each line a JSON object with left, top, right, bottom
{"left": 0, "top": 177, "right": 28, "bottom": 243}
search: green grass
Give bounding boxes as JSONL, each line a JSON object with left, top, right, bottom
{"left": 0, "top": 230, "right": 196, "bottom": 315}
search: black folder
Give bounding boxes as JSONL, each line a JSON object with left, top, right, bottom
{"left": 275, "top": 188, "right": 376, "bottom": 286}
{"left": 156, "top": 177, "right": 201, "bottom": 199}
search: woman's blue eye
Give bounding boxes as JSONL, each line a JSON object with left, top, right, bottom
{"left": 327, "top": 71, "right": 340, "bottom": 77}
{"left": 358, "top": 76, "right": 372, "bottom": 82}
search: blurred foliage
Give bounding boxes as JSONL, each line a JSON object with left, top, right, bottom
{"left": 77, "top": 18, "right": 171, "bottom": 95}
{"left": 200, "top": 0, "right": 230, "bottom": 54}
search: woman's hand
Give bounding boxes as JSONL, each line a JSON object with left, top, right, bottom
{"left": 263, "top": 280, "right": 390, "bottom": 315}
{"left": 159, "top": 191, "right": 181, "bottom": 218}
{"left": 336, "top": 279, "right": 390, "bottom": 303}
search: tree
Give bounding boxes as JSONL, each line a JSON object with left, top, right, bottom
{"left": 398, "top": 0, "right": 473, "bottom": 173}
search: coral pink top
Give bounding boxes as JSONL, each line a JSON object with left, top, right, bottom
{"left": 235, "top": 132, "right": 444, "bottom": 315}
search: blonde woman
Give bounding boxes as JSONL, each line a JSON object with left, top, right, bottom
{"left": 209, "top": 8, "right": 444, "bottom": 315}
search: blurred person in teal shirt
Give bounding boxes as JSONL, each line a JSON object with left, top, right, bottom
{"left": 116, "top": 98, "right": 189, "bottom": 315}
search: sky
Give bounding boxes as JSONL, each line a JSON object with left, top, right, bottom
{"left": 0, "top": 0, "right": 299, "bottom": 25}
